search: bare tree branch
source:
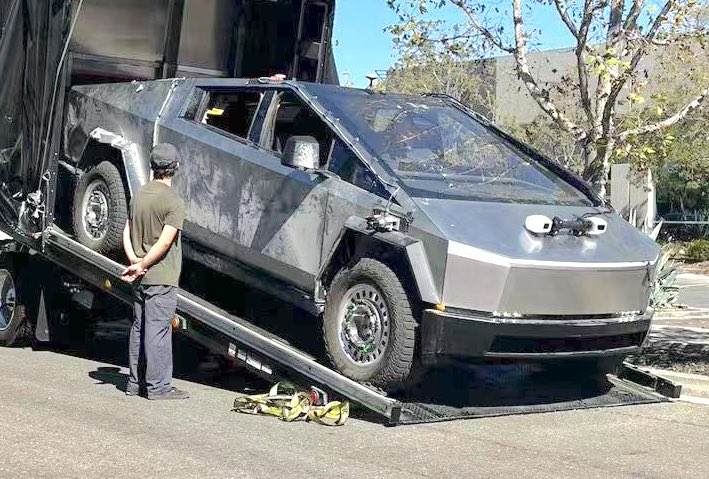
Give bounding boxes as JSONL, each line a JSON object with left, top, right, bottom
{"left": 576, "top": 0, "right": 596, "bottom": 125}
{"left": 607, "top": 0, "right": 626, "bottom": 47}
{"left": 592, "top": 0, "right": 626, "bottom": 142}
{"left": 617, "top": 86, "right": 709, "bottom": 140}
{"left": 450, "top": 0, "right": 515, "bottom": 54}
{"left": 434, "top": 33, "right": 479, "bottom": 44}
{"left": 601, "top": 0, "right": 677, "bottom": 134}
{"left": 554, "top": 0, "right": 579, "bottom": 39}
{"left": 623, "top": 0, "right": 646, "bottom": 31}
{"left": 511, "top": 0, "right": 585, "bottom": 139}
{"left": 652, "top": 28, "right": 709, "bottom": 46}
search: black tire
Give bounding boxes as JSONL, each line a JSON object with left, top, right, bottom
{"left": 72, "top": 161, "right": 128, "bottom": 255}
{"left": 0, "top": 256, "right": 29, "bottom": 347}
{"left": 323, "top": 258, "right": 417, "bottom": 391}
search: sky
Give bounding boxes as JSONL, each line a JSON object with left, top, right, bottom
{"left": 332, "top": 0, "right": 577, "bottom": 88}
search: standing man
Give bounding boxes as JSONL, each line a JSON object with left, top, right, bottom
{"left": 121, "top": 143, "right": 189, "bottom": 400}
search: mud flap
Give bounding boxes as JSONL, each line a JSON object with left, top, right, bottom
{"left": 34, "top": 289, "right": 50, "bottom": 342}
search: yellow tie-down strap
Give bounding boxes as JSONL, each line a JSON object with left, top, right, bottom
{"left": 233, "top": 382, "right": 350, "bottom": 426}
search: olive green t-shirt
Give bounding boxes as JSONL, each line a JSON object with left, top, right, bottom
{"left": 129, "top": 181, "right": 186, "bottom": 286}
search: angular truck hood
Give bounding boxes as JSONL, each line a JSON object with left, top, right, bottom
{"left": 411, "top": 198, "right": 659, "bottom": 264}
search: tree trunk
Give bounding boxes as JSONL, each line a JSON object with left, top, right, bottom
{"left": 596, "top": 143, "right": 615, "bottom": 200}
{"left": 581, "top": 137, "right": 615, "bottom": 199}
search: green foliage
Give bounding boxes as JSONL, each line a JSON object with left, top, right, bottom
{"left": 685, "top": 239, "right": 709, "bottom": 262}
{"left": 650, "top": 244, "right": 680, "bottom": 308}
{"left": 379, "top": 49, "right": 496, "bottom": 117}
{"left": 660, "top": 211, "right": 709, "bottom": 241}
{"left": 386, "top": 0, "right": 709, "bottom": 195}
{"left": 617, "top": 44, "right": 709, "bottom": 214}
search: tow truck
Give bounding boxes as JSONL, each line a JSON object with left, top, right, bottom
{"left": 0, "top": 0, "right": 679, "bottom": 425}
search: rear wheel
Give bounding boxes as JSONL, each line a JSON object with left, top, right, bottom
{"left": 0, "top": 257, "right": 30, "bottom": 347}
{"left": 72, "top": 161, "right": 128, "bottom": 255}
{"left": 323, "top": 258, "right": 417, "bottom": 391}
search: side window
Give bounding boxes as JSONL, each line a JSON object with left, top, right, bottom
{"left": 265, "top": 92, "right": 333, "bottom": 166}
{"left": 329, "top": 139, "right": 388, "bottom": 198}
{"left": 189, "top": 88, "right": 263, "bottom": 141}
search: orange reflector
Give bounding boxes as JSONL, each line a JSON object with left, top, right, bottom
{"left": 435, "top": 303, "right": 446, "bottom": 311}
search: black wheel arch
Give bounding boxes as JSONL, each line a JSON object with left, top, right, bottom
{"left": 76, "top": 140, "right": 131, "bottom": 199}
{"left": 317, "top": 217, "right": 441, "bottom": 308}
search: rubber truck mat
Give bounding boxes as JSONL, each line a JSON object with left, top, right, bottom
{"left": 386, "top": 365, "right": 670, "bottom": 426}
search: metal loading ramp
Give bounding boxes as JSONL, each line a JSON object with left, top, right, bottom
{"left": 42, "top": 227, "right": 676, "bottom": 426}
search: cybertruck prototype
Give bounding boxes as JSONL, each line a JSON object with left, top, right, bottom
{"left": 62, "top": 78, "right": 660, "bottom": 391}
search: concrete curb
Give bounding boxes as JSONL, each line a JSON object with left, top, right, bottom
{"left": 645, "top": 367, "right": 709, "bottom": 401}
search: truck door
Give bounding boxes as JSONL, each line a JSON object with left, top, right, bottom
{"left": 164, "top": 82, "right": 289, "bottom": 276}
{"left": 165, "top": 84, "right": 332, "bottom": 293}
{"left": 242, "top": 89, "right": 335, "bottom": 291}
{"left": 252, "top": 89, "right": 392, "bottom": 291}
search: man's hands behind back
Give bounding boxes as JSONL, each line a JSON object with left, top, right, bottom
{"left": 121, "top": 261, "right": 147, "bottom": 284}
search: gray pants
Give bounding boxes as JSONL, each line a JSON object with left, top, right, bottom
{"left": 127, "top": 285, "right": 177, "bottom": 397}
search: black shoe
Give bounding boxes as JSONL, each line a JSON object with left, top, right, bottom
{"left": 148, "top": 387, "right": 189, "bottom": 400}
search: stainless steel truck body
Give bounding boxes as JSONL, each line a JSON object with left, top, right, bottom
{"left": 63, "top": 78, "right": 660, "bottom": 390}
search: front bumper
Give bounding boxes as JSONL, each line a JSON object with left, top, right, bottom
{"left": 420, "top": 307, "right": 653, "bottom": 363}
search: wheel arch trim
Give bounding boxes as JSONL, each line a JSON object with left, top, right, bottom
{"left": 84, "top": 128, "right": 148, "bottom": 198}
{"left": 317, "top": 216, "right": 441, "bottom": 305}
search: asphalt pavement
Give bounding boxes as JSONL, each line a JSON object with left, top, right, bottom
{"left": 2, "top": 272, "right": 709, "bottom": 478}
{"left": 644, "top": 273, "right": 709, "bottom": 374}
{"left": 676, "top": 273, "right": 709, "bottom": 310}
{"left": 2, "top": 342, "right": 709, "bottom": 479}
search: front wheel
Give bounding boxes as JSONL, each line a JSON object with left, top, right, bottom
{"left": 322, "top": 258, "right": 417, "bottom": 391}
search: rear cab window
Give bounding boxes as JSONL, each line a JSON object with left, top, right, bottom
{"left": 183, "top": 87, "right": 264, "bottom": 142}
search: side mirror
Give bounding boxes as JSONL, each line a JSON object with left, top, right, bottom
{"left": 282, "top": 136, "right": 319, "bottom": 170}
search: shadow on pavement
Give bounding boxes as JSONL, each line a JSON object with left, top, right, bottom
{"left": 649, "top": 327, "right": 709, "bottom": 346}
{"left": 396, "top": 364, "right": 613, "bottom": 409}
{"left": 89, "top": 366, "right": 128, "bottom": 394}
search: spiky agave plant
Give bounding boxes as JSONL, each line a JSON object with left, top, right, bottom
{"left": 650, "top": 243, "right": 680, "bottom": 309}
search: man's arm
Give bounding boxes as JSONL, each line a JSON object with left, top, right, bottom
{"left": 122, "top": 220, "right": 140, "bottom": 265}
{"left": 121, "top": 224, "right": 178, "bottom": 282}
{"left": 139, "top": 225, "right": 179, "bottom": 270}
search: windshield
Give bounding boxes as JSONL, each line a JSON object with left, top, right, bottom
{"left": 304, "top": 84, "right": 592, "bottom": 206}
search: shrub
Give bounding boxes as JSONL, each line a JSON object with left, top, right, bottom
{"left": 685, "top": 239, "right": 709, "bottom": 262}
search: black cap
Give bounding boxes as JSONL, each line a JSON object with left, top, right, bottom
{"left": 150, "top": 143, "right": 180, "bottom": 170}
